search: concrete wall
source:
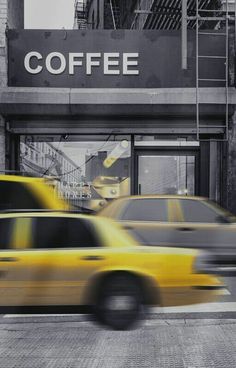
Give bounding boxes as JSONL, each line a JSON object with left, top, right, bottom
{"left": 8, "top": 0, "right": 24, "bottom": 29}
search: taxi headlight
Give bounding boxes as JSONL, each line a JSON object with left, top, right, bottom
{"left": 193, "top": 252, "right": 216, "bottom": 274}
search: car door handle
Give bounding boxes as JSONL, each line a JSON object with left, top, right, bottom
{"left": 123, "top": 225, "right": 134, "bottom": 230}
{"left": 80, "top": 255, "right": 105, "bottom": 261}
{"left": 176, "top": 227, "right": 195, "bottom": 232}
{"left": 0, "top": 257, "right": 19, "bottom": 262}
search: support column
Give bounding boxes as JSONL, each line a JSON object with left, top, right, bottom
{"left": 181, "top": 0, "right": 188, "bottom": 70}
{"left": 226, "top": 111, "right": 236, "bottom": 214}
{"left": 0, "top": 0, "right": 24, "bottom": 173}
{"left": 0, "top": 0, "right": 7, "bottom": 172}
{"left": 0, "top": 117, "right": 5, "bottom": 171}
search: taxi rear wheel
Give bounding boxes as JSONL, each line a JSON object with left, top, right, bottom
{"left": 94, "top": 274, "right": 143, "bottom": 330}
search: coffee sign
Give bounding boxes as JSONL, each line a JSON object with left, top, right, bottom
{"left": 24, "top": 51, "right": 139, "bottom": 75}
{"left": 8, "top": 29, "right": 225, "bottom": 88}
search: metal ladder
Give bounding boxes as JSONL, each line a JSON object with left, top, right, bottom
{"left": 196, "top": 0, "right": 229, "bottom": 141}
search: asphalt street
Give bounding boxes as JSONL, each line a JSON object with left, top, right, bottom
{"left": 0, "top": 276, "right": 236, "bottom": 368}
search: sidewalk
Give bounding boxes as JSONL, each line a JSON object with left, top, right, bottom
{"left": 1, "top": 316, "right": 236, "bottom": 368}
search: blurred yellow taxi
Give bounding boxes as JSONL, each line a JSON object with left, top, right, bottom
{"left": 0, "top": 211, "right": 223, "bottom": 329}
{"left": 99, "top": 195, "right": 236, "bottom": 274}
{"left": 0, "top": 175, "right": 69, "bottom": 211}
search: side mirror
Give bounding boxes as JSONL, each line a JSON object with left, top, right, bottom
{"left": 216, "top": 215, "right": 231, "bottom": 224}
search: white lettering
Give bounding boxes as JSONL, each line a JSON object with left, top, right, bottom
{"left": 24, "top": 52, "right": 140, "bottom": 77}
{"left": 104, "top": 53, "right": 120, "bottom": 75}
{"left": 69, "top": 53, "right": 84, "bottom": 75}
{"left": 24, "top": 52, "right": 43, "bottom": 74}
{"left": 123, "top": 53, "right": 139, "bottom": 75}
{"left": 46, "top": 52, "right": 66, "bottom": 75}
{"left": 86, "top": 53, "right": 101, "bottom": 75}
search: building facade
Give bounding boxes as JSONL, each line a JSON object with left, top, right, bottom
{"left": 1, "top": 1, "right": 236, "bottom": 212}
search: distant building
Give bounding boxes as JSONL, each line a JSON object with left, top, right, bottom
{"left": 20, "top": 141, "right": 82, "bottom": 202}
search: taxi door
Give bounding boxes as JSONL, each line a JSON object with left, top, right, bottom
{"left": 11, "top": 215, "right": 108, "bottom": 306}
{"left": 119, "top": 198, "right": 180, "bottom": 247}
{"left": 0, "top": 216, "right": 33, "bottom": 306}
{"left": 169, "top": 199, "right": 222, "bottom": 250}
{"left": 0, "top": 215, "right": 108, "bottom": 307}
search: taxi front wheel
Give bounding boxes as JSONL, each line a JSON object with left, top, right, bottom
{"left": 94, "top": 274, "right": 144, "bottom": 330}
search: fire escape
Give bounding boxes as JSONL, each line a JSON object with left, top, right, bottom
{"left": 132, "top": 0, "right": 236, "bottom": 141}
{"left": 183, "top": 0, "right": 235, "bottom": 141}
{"left": 109, "top": 0, "right": 121, "bottom": 29}
{"left": 194, "top": 0, "right": 232, "bottom": 140}
{"left": 74, "top": 0, "right": 87, "bottom": 29}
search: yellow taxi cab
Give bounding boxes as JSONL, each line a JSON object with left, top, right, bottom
{"left": 0, "top": 175, "right": 69, "bottom": 210}
{"left": 0, "top": 211, "right": 223, "bottom": 329}
{"left": 98, "top": 195, "right": 236, "bottom": 274}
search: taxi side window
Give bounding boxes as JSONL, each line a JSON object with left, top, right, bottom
{"left": 0, "top": 181, "right": 42, "bottom": 210}
{"left": 32, "top": 217, "right": 99, "bottom": 249}
{"left": 180, "top": 200, "right": 219, "bottom": 223}
{"left": 0, "top": 218, "right": 13, "bottom": 249}
{"left": 122, "top": 199, "right": 168, "bottom": 221}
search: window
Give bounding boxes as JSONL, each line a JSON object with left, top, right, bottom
{"left": 32, "top": 217, "right": 99, "bottom": 249}
{"left": 0, "top": 218, "right": 13, "bottom": 249}
{"left": 122, "top": 199, "right": 168, "bottom": 222}
{"left": 179, "top": 200, "right": 219, "bottom": 223}
{"left": 20, "top": 135, "right": 131, "bottom": 211}
{"left": 0, "top": 181, "right": 43, "bottom": 211}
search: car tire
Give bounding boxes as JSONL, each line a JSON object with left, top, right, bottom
{"left": 94, "top": 274, "right": 144, "bottom": 330}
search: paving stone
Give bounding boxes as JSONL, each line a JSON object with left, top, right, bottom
{"left": 0, "top": 317, "right": 236, "bottom": 367}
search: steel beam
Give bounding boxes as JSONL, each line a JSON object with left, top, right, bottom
{"left": 1, "top": 87, "right": 236, "bottom": 106}
{"left": 182, "top": 0, "right": 188, "bottom": 70}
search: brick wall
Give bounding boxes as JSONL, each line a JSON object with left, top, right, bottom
{"left": 0, "top": 0, "right": 24, "bottom": 172}
{"left": 0, "top": 0, "right": 7, "bottom": 41}
{"left": 0, "top": 0, "right": 7, "bottom": 87}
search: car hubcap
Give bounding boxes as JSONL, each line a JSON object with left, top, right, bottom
{"left": 105, "top": 295, "right": 136, "bottom": 311}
